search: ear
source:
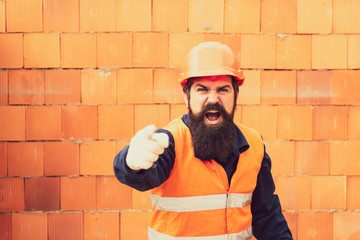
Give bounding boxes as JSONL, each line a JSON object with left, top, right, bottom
{"left": 184, "top": 93, "right": 189, "bottom": 108}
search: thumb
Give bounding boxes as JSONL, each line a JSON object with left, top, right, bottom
{"left": 152, "top": 133, "right": 169, "bottom": 148}
{"left": 137, "top": 124, "right": 157, "bottom": 139}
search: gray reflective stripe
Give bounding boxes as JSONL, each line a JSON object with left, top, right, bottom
{"left": 148, "top": 227, "right": 253, "bottom": 240}
{"left": 151, "top": 193, "right": 252, "bottom": 212}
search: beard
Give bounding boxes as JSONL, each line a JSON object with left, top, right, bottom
{"left": 189, "top": 102, "right": 236, "bottom": 161}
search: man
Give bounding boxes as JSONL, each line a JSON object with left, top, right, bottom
{"left": 114, "top": 42, "right": 293, "bottom": 240}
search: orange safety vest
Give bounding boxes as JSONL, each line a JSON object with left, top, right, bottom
{"left": 149, "top": 117, "right": 264, "bottom": 240}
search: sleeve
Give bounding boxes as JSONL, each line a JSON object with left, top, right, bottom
{"left": 113, "top": 129, "right": 176, "bottom": 192}
{"left": 251, "top": 147, "right": 293, "bottom": 240}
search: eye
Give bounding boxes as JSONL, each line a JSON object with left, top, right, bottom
{"left": 196, "top": 87, "right": 208, "bottom": 92}
{"left": 218, "top": 87, "right": 230, "bottom": 93}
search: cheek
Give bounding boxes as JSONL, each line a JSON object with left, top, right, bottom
{"left": 189, "top": 95, "right": 206, "bottom": 113}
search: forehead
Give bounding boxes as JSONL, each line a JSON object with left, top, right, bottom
{"left": 192, "top": 75, "right": 233, "bottom": 87}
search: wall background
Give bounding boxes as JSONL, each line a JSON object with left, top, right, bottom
{"left": 0, "top": 0, "right": 360, "bottom": 239}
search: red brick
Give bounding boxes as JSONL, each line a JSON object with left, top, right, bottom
{"left": 312, "top": 176, "right": 346, "bottom": 210}
{"left": 8, "top": 142, "right": 43, "bottom": 177}
{"left": 332, "top": 70, "right": 360, "bottom": 105}
{"left": 61, "top": 105, "right": 98, "bottom": 140}
{"left": 0, "top": 214, "right": 12, "bottom": 240}
{"left": 330, "top": 141, "right": 360, "bottom": 175}
{"left": 170, "top": 104, "right": 188, "bottom": 121}
{"left": 313, "top": 106, "right": 348, "bottom": 140}
{"left": 115, "top": 0, "right": 151, "bottom": 31}
{"left": 295, "top": 141, "right": 330, "bottom": 176}
{"left": 297, "top": 0, "right": 332, "bottom": 33}
{"left": 80, "top": 141, "right": 115, "bottom": 175}
{"left": 283, "top": 212, "right": 298, "bottom": 240}
{"left": 45, "top": 70, "right": 81, "bottom": 104}
{"left": 84, "top": 212, "right": 119, "bottom": 240}
{"left": 188, "top": 0, "right": 224, "bottom": 33}
{"left": 43, "top": 142, "right": 79, "bottom": 176}
{"left": 81, "top": 70, "right": 117, "bottom": 104}
{"left": 132, "top": 189, "right": 151, "bottom": 210}
{"left": 24, "top": 33, "right": 60, "bottom": 68}
{"left": 48, "top": 212, "right": 84, "bottom": 240}
{"left": 44, "top": 0, "right": 79, "bottom": 32}
{"left": 0, "top": 106, "right": 25, "bottom": 141}
{"left": 96, "top": 176, "right": 132, "bottom": 210}
{"left": 298, "top": 212, "right": 333, "bottom": 240}
{"left": 12, "top": 213, "right": 47, "bottom": 240}
{"left": 0, "top": 2, "right": 4, "bottom": 32}
{"left": 333, "top": 212, "right": 360, "bottom": 240}
{"left": 261, "top": 70, "right": 296, "bottom": 105}
{"left": 349, "top": 106, "right": 360, "bottom": 140}
{"left": 61, "top": 33, "right": 96, "bottom": 68}
{"left": 6, "top": 0, "right": 42, "bottom": 32}
{"left": 9, "top": 70, "right": 45, "bottom": 105}
{"left": 333, "top": 0, "right": 360, "bottom": 33}
{"left": 0, "top": 142, "right": 6, "bottom": 176}
{"left": 154, "top": 69, "right": 184, "bottom": 104}
{"left": 347, "top": 176, "right": 360, "bottom": 210}
{"left": 133, "top": 33, "right": 169, "bottom": 67}
{"left": 0, "top": 70, "right": 7, "bottom": 105}
{"left": 237, "top": 70, "right": 261, "bottom": 104}
{"left": 120, "top": 212, "right": 151, "bottom": 240}
{"left": 98, "top": 105, "right": 134, "bottom": 140}
{"left": 297, "top": 71, "right": 332, "bottom": 105}
{"left": 97, "top": 33, "right": 132, "bottom": 68}
{"left": 26, "top": 106, "right": 61, "bottom": 140}
{"left": 80, "top": 0, "right": 115, "bottom": 32}
{"left": 242, "top": 106, "right": 277, "bottom": 140}
{"left": 61, "top": 176, "right": 96, "bottom": 211}
{"left": 153, "top": 0, "right": 187, "bottom": 32}
{"left": 348, "top": 35, "right": 360, "bottom": 68}
{"left": 265, "top": 140, "right": 294, "bottom": 175}
{"left": 224, "top": 0, "right": 260, "bottom": 33}
{"left": 25, "top": 177, "right": 60, "bottom": 211}
{"left": 277, "top": 106, "right": 313, "bottom": 140}
{"left": 134, "top": 105, "right": 170, "bottom": 132}
{"left": 261, "top": 0, "right": 296, "bottom": 33}
{"left": 0, "top": 34, "right": 23, "bottom": 68}
{"left": 312, "top": 35, "right": 347, "bottom": 69}
{"left": 0, "top": 178, "right": 24, "bottom": 212}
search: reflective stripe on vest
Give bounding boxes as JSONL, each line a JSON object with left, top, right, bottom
{"left": 151, "top": 193, "right": 252, "bottom": 212}
{"left": 148, "top": 226, "right": 253, "bottom": 240}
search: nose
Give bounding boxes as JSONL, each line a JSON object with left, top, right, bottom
{"left": 207, "top": 91, "right": 220, "bottom": 104}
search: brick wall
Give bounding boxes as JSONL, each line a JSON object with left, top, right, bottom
{"left": 0, "top": 0, "right": 359, "bottom": 239}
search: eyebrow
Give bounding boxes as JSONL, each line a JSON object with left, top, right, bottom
{"left": 194, "top": 83, "right": 232, "bottom": 89}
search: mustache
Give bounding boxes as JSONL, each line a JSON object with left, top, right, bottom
{"left": 199, "top": 103, "right": 227, "bottom": 117}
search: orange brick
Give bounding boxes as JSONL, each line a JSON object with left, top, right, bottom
{"left": 0, "top": 142, "right": 6, "bottom": 176}
{"left": 134, "top": 105, "right": 170, "bottom": 132}
{"left": 261, "top": 0, "right": 296, "bottom": 33}
{"left": 283, "top": 212, "right": 298, "bottom": 240}
{"left": 170, "top": 104, "right": 188, "bottom": 121}
{"left": 0, "top": 214, "right": 12, "bottom": 240}
{"left": 297, "top": 71, "right": 332, "bottom": 105}
{"left": 117, "top": 69, "right": 153, "bottom": 104}
{"left": 80, "top": 141, "right": 115, "bottom": 175}
{"left": 277, "top": 106, "right": 313, "bottom": 140}
{"left": 45, "top": 70, "right": 81, "bottom": 104}
{"left": 81, "top": 70, "right": 117, "bottom": 104}
{"left": 297, "top": 0, "right": 332, "bottom": 33}
{"left": 84, "top": 212, "right": 119, "bottom": 240}
{"left": 9, "top": 70, "right": 44, "bottom": 105}
{"left": 115, "top": 140, "right": 130, "bottom": 153}
{"left": 313, "top": 106, "right": 348, "bottom": 140}
{"left": 43, "top": 142, "right": 79, "bottom": 176}
{"left": 44, "top": 0, "right": 79, "bottom": 32}
{"left": 97, "top": 33, "right": 132, "bottom": 68}
{"left": 332, "top": 70, "right": 360, "bottom": 105}
{"left": 0, "top": 178, "right": 24, "bottom": 212}
{"left": 80, "top": 0, "right": 115, "bottom": 32}
{"left": 96, "top": 176, "right": 132, "bottom": 210}
{"left": 120, "top": 212, "right": 151, "bottom": 240}
{"left": 312, "top": 35, "right": 347, "bottom": 69}
{"left": 295, "top": 141, "right": 330, "bottom": 176}
{"left": 233, "top": 105, "right": 242, "bottom": 124}
{"left": 298, "top": 212, "right": 333, "bottom": 240}
{"left": 347, "top": 176, "right": 360, "bottom": 210}
{"left": 24, "top": 33, "right": 60, "bottom": 68}
{"left": 240, "top": 34, "right": 276, "bottom": 69}
{"left": 98, "top": 105, "right": 134, "bottom": 140}
{"left": 0, "top": 2, "right": 4, "bottom": 32}
{"left": 48, "top": 212, "right": 84, "bottom": 240}
{"left": 188, "top": 0, "right": 224, "bottom": 33}
{"left": 349, "top": 107, "right": 360, "bottom": 140}
{"left": 348, "top": 35, "right": 360, "bottom": 69}
{"left": 224, "top": 0, "right": 260, "bottom": 33}
{"left": 0, "top": 106, "right": 25, "bottom": 141}
{"left": 61, "top": 33, "right": 96, "bottom": 68}
{"left": 0, "top": 34, "right": 23, "bottom": 68}
{"left": 242, "top": 106, "right": 277, "bottom": 140}
{"left": 276, "top": 35, "right": 312, "bottom": 69}
{"left": 154, "top": 69, "right": 183, "bottom": 104}
{"left": 0, "top": 70, "right": 8, "bottom": 105}
{"left": 312, "top": 176, "right": 346, "bottom": 210}
{"left": 8, "top": 142, "right": 43, "bottom": 177}
{"left": 133, "top": 33, "right": 168, "bottom": 67}
{"left": 132, "top": 189, "right": 151, "bottom": 210}
{"left": 6, "top": 0, "right": 42, "bottom": 32}
{"left": 61, "top": 176, "right": 96, "bottom": 211}
{"left": 333, "top": 0, "right": 360, "bottom": 33}
{"left": 26, "top": 106, "right": 61, "bottom": 140}
{"left": 115, "top": 0, "right": 151, "bottom": 31}
{"left": 61, "top": 105, "right": 98, "bottom": 140}
{"left": 237, "top": 70, "right": 261, "bottom": 104}
{"left": 265, "top": 140, "right": 294, "bottom": 175}
{"left": 12, "top": 213, "right": 47, "bottom": 240}
{"left": 260, "top": 70, "right": 296, "bottom": 105}
{"left": 25, "top": 177, "right": 60, "bottom": 211}
{"left": 330, "top": 141, "right": 360, "bottom": 175}
{"left": 153, "top": 0, "right": 187, "bottom": 32}
{"left": 333, "top": 212, "right": 360, "bottom": 240}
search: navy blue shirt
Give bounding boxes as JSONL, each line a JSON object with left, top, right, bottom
{"left": 114, "top": 114, "right": 293, "bottom": 240}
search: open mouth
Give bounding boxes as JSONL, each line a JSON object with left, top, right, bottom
{"left": 205, "top": 110, "right": 221, "bottom": 125}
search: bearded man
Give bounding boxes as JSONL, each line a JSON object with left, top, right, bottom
{"left": 113, "top": 42, "right": 293, "bottom": 240}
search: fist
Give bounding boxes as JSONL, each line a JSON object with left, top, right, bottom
{"left": 126, "top": 125, "right": 169, "bottom": 171}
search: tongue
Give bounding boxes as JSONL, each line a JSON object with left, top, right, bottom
{"left": 206, "top": 113, "right": 219, "bottom": 121}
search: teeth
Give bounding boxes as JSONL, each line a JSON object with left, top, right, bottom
{"left": 207, "top": 110, "right": 219, "bottom": 113}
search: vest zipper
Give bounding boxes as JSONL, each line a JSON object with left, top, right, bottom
{"left": 225, "top": 192, "right": 229, "bottom": 238}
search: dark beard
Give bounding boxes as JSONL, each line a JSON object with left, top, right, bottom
{"left": 189, "top": 103, "right": 236, "bottom": 161}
